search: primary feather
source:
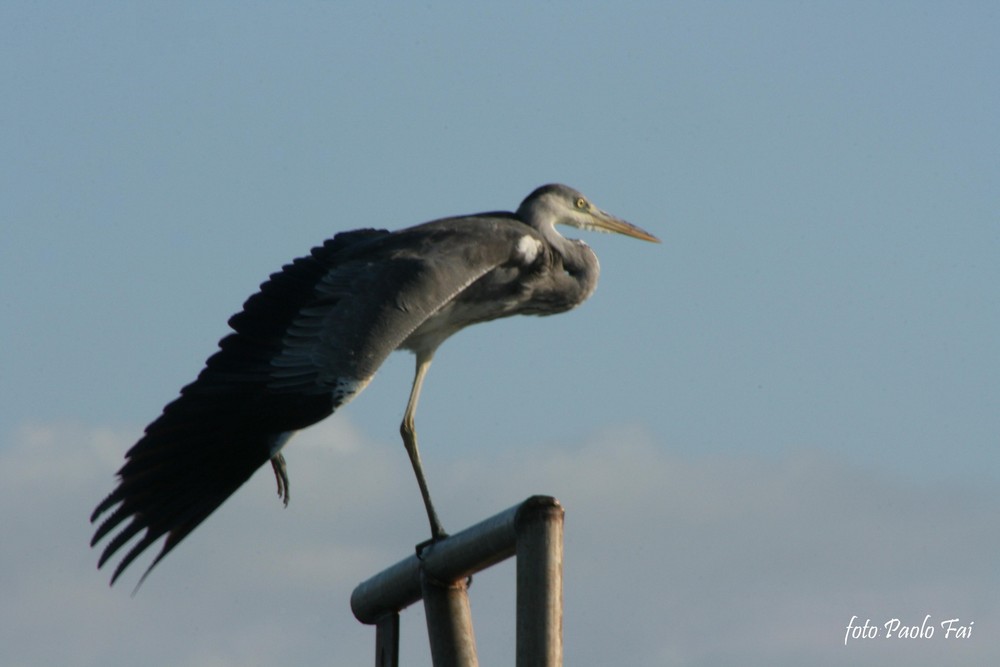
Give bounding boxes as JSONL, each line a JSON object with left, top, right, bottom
{"left": 90, "top": 184, "right": 658, "bottom": 586}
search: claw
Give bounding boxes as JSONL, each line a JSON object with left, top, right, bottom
{"left": 414, "top": 532, "right": 449, "bottom": 560}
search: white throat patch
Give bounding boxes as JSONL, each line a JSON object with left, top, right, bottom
{"left": 514, "top": 234, "right": 543, "bottom": 264}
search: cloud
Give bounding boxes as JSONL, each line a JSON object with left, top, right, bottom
{"left": 1, "top": 420, "right": 996, "bottom": 666}
{"left": 442, "top": 428, "right": 1000, "bottom": 666}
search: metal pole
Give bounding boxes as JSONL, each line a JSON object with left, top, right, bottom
{"left": 515, "top": 497, "right": 564, "bottom": 667}
{"left": 352, "top": 498, "right": 533, "bottom": 623}
{"left": 374, "top": 612, "right": 399, "bottom": 667}
{"left": 351, "top": 496, "right": 565, "bottom": 666}
{"left": 421, "top": 571, "right": 479, "bottom": 667}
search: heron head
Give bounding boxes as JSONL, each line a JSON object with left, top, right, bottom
{"left": 518, "top": 184, "right": 660, "bottom": 243}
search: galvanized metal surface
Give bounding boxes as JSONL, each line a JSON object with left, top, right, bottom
{"left": 516, "top": 501, "right": 564, "bottom": 667}
{"left": 374, "top": 612, "right": 399, "bottom": 667}
{"left": 352, "top": 496, "right": 559, "bottom": 623}
{"left": 422, "top": 572, "right": 479, "bottom": 667}
{"left": 351, "top": 495, "right": 564, "bottom": 667}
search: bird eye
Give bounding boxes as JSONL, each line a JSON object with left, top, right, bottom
{"left": 575, "top": 197, "right": 587, "bottom": 209}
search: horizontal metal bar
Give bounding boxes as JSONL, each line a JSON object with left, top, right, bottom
{"left": 351, "top": 495, "right": 560, "bottom": 624}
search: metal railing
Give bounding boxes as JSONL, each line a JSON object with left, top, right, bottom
{"left": 351, "top": 495, "right": 564, "bottom": 667}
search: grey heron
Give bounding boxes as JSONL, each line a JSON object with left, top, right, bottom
{"left": 90, "top": 183, "right": 659, "bottom": 586}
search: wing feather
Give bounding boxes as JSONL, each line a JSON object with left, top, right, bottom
{"left": 91, "top": 216, "right": 538, "bottom": 585}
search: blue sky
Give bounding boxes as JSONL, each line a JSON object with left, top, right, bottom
{"left": 2, "top": 2, "right": 998, "bottom": 666}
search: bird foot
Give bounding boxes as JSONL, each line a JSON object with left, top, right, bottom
{"left": 414, "top": 532, "right": 449, "bottom": 560}
{"left": 415, "top": 532, "right": 472, "bottom": 589}
{"left": 270, "top": 454, "right": 290, "bottom": 507}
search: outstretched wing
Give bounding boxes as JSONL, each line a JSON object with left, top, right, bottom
{"left": 90, "top": 216, "right": 536, "bottom": 586}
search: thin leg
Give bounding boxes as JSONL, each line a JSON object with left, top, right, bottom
{"left": 270, "top": 453, "right": 290, "bottom": 507}
{"left": 401, "top": 351, "right": 447, "bottom": 539}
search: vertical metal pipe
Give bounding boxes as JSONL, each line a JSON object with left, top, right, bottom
{"left": 421, "top": 571, "right": 479, "bottom": 667}
{"left": 515, "top": 497, "right": 564, "bottom": 667}
{"left": 354, "top": 496, "right": 565, "bottom": 666}
{"left": 374, "top": 612, "right": 400, "bottom": 667}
